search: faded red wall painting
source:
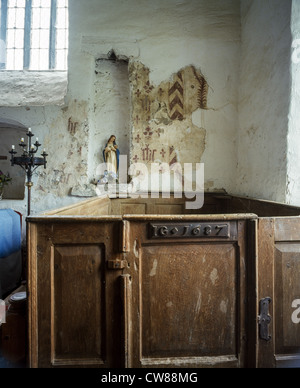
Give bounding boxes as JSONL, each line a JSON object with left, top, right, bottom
{"left": 129, "top": 62, "right": 207, "bottom": 167}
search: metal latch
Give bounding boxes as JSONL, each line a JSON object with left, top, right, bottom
{"left": 107, "top": 260, "right": 127, "bottom": 270}
{"left": 258, "top": 297, "right": 272, "bottom": 341}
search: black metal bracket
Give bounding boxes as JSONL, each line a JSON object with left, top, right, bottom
{"left": 258, "top": 297, "right": 272, "bottom": 341}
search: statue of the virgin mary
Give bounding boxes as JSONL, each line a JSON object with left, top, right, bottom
{"left": 103, "top": 135, "right": 120, "bottom": 178}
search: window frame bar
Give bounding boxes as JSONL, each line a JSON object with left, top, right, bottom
{"left": 49, "top": 0, "right": 57, "bottom": 70}
{"left": 23, "top": 0, "right": 32, "bottom": 70}
{"left": 0, "top": 0, "right": 8, "bottom": 69}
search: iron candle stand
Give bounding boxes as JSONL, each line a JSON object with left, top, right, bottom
{"left": 9, "top": 128, "right": 48, "bottom": 216}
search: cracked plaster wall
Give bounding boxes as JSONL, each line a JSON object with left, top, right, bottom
{"left": 287, "top": 0, "right": 300, "bottom": 206}
{"left": 237, "top": 0, "right": 292, "bottom": 203}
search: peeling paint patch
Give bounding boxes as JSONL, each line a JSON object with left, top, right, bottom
{"left": 210, "top": 268, "right": 219, "bottom": 285}
{"left": 133, "top": 239, "right": 139, "bottom": 258}
{"left": 195, "top": 291, "right": 202, "bottom": 315}
{"left": 220, "top": 300, "right": 227, "bottom": 314}
{"left": 149, "top": 259, "right": 158, "bottom": 277}
{"left": 36, "top": 99, "right": 89, "bottom": 200}
{"left": 130, "top": 62, "right": 207, "bottom": 167}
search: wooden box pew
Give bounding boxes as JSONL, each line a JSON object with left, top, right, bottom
{"left": 26, "top": 193, "right": 300, "bottom": 368}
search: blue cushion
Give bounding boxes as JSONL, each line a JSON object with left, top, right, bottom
{"left": 0, "top": 209, "right": 21, "bottom": 258}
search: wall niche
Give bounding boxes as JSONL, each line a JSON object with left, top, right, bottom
{"left": 89, "top": 53, "right": 131, "bottom": 182}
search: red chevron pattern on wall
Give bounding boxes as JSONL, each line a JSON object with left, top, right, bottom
{"left": 168, "top": 71, "right": 184, "bottom": 121}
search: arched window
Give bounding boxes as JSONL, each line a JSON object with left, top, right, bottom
{"left": 0, "top": 0, "right": 68, "bottom": 70}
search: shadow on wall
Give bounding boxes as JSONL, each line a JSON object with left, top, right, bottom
{"left": 0, "top": 119, "right": 26, "bottom": 200}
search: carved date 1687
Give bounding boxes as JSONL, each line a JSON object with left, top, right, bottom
{"left": 149, "top": 223, "right": 230, "bottom": 239}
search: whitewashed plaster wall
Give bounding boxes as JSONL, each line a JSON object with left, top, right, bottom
{"left": 0, "top": 72, "right": 67, "bottom": 106}
{"left": 237, "top": 0, "right": 292, "bottom": 202}
{"left": 63, "top": 0, "right": 241, "bottom": 193}
{"left": 0, "top": 0, "right": 241, "bottom": 216}
{"left": 287, "top": 0, "right": 300, "bottom": 205}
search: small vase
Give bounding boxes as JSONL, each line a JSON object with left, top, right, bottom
{"left": 0, "top": 185, "right": 3, "bottom": 200}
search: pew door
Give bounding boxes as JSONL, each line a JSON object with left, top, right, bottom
{"left": 257, "top": 217, "right": 300, "bottom": 368}
{"left": 124, "top": 216, "right": 253, "bottom": 368}
{"left": 27, "top": 219, "right": 123, "bottom": 368}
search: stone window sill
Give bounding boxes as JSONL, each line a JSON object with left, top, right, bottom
{"left": 0, "top": 71, "right": 68, "bottom": 107}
